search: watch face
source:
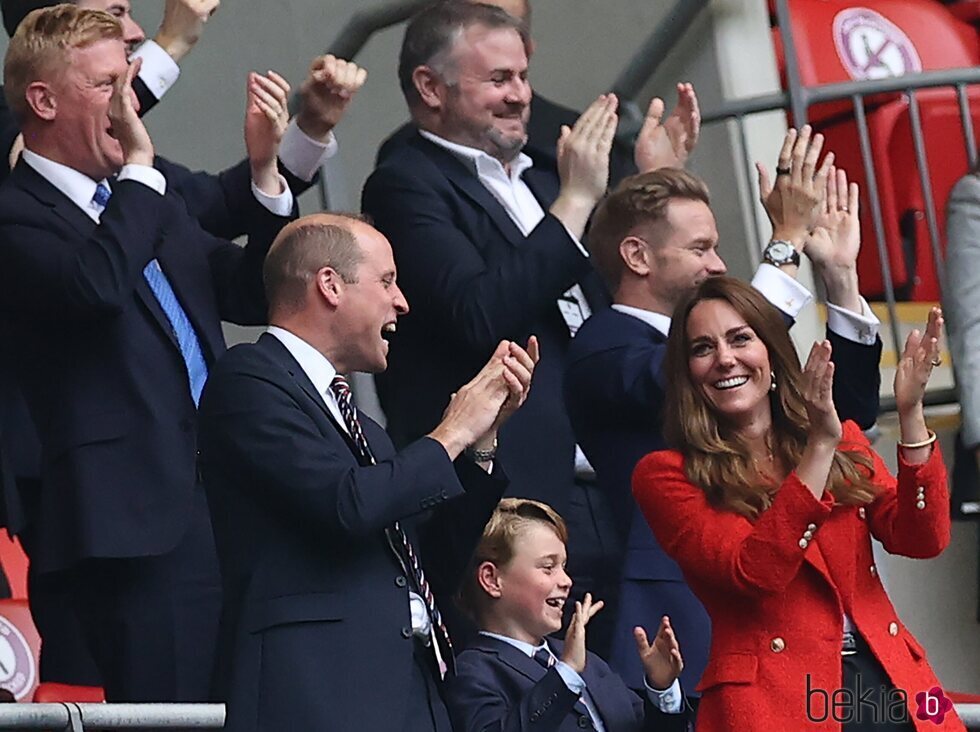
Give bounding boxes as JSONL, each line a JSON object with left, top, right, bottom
{"left": 768, "top": 242, "right": 792, "bottom": 261}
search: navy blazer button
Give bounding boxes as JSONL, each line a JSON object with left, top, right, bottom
{"left": 401, "top": 627, "right": 412, "bottom": 639}
{"left": 577, "top": 715, "right": 590, "bottom": 728}
{"left": 395, "top": 576, "right": 407, "bottom": 588}
{"left": 530, "top": 713, "right": 539, "bottom": 721}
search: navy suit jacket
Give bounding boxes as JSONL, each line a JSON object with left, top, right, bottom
{"left": 362, "top": 132, "right": 608, "bottom": 513}
{"left": 0, "top": 159, "right": 293, "bottom": 573}
{"left": 198, "top": 333, "right": 506, "bottom": 732}
{"left": 446, "top": 634, "right": 688, "bottom": 732}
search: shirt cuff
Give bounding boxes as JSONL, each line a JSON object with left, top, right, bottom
{"left": 644, "top": 677, "right": 684, "bottom": 714}
{"left": 554, "top": 661, "right": 586, "bottom": 694}
{"left": 131, "top": 40, "right": 180, "bottom": 101}
{"left": 751, "top": 263, "right": 813, "bottom": 318}
{"left": 825, "top": 299, "right": 880, "bottom": 345}
{"left": 251, "top": 175, "right": 294, "bottom": 217}
{"left": 278, "top": 119, "right": 338, "bottom": 182}
{"left": 118, "top": 164, "right": 166, "bottom": 195}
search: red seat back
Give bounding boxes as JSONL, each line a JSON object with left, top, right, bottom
{"left": 0, "top": 599, "right": 40, "bottom": 701}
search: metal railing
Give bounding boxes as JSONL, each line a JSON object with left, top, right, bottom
{"left": 0, "top": 703, "right": 224, "bottom": 730}
{"left": 0, "top": 701, "right": 975, "bottom": 730}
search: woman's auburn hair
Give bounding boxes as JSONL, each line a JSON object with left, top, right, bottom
{"left": 663, "top": 277, "right": 879, "bottom": 519}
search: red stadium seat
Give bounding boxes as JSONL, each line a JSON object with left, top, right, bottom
{"left": 0, "top": 533, "right": 28, "bottom": 600}
{"left": 32, "top": 682, "right": 104, "bottom": 703}
{"left": 0, "top": 599, "right": 40, "bottom": 701}
{"left": 771, "top": 0, "right": 980, "bottom": 299}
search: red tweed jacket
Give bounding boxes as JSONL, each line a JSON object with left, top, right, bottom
{"left": 632, "top": 421, "right": 965, "bottom": 731}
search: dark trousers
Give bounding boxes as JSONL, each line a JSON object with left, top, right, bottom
{"left": 563, "top": 478, "right": 623, "bottom": 659}
{"left": 841, "top": 633, "right": 915, "bottom": 732}
{"left": 62, "top": 490, "right": 221, "bottom": 702}
{"left": 18, "top": 476, "right": 102, "bottom": 686}
{"left": 402, "top": 640, "right": 453, "bottom": 732}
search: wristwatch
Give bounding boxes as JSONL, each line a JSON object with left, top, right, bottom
{"left": 762, "top": 239, "right": 801, "bottom": 268}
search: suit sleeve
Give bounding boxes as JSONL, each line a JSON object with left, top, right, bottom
{"left": 565, "top": 334, "right": 668, "bottom": 421}
{"left": 157, "top": 156, "right": 310, "bottom": 242}
{"left": 632, "top": 450, "right": 833, "bottom": 597}
{"left": 446, "top": 657, "right": 583, "bottom": 732}
{"left": 198, "top": 366, "right": 466, "bottom": 539}
{"left": 827, "top": 328, "right": 882, "bottom": 429}
{"left": 362, "top": 163, "right": 593, "bottom": 355}
{"left": 858, "top": 430, "right": 951, "bottom": 558}
{"left": 0, "top": 181, "right": 167, "bottom": 320}
{"left": 945, "top": 173, "right": 980, "bottom": 446}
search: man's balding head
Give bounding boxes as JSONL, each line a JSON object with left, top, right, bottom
{"left": 263, "top": 213, "right": 370, "bottom": 318}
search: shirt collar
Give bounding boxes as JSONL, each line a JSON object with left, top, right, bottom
{"left": 479, "top": 630, "right": 551, "bottom": 658}
{"left": 266, "top": 326, "right": 338, "bottom": 399}
{"left": 611, "top": 303, "right": 671, "bottom": 337}
{"left": 22, "top": 149, "right": 110, "bottom": 221}
{"left": 418, "top": 128, "right": 534, "bottom": 182}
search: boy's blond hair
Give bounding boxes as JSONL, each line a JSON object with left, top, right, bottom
{"left": 457, "top": 497, "right": 567, "bottom": 622}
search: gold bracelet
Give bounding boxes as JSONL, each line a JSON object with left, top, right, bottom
{"left": 897, "top": 430, "right": 937, "bottom": 450}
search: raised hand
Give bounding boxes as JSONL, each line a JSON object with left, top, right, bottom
{"left": 633, "top": 82, "right": 700, "bottom": 173}
{"left": 550, "top": 94, "right": 618, "bottom": 238}
{"left": 895, "top": 307, "right": 943, "bottom": 417}
{"left": 155, "top": 0, "right": 220, "bottom": 62}
{"left": 561, "top": 593, "right": 604, "bottom": 674}
{"left": 805, "top": 167, "right": 863, "bottom": 312}
{"left": 109, "top": 58, "right": 153, "bottom": 167}
{"left": 245, "top": 70, "right": 290, "bottom": 195}
{"left": 634, "top": 616, "right": 684, "bottom": 691}
{"left": 491, "top": 336, "right": 539, "bottom": 432}
{"left": 801, "top": 340, "right": 842, "bottom": 446}
{"left": 296, "top": 55, "right": 368, "bottom": 140}
{"left": 757, "top": 126, "right": 834, "bottom": 246}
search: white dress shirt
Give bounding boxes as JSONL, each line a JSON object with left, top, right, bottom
{"left": 479, "top": 631, "right": 684, "bottom": 727}
{"left": 266, "top": 326, "right": 431, "bottom": 638}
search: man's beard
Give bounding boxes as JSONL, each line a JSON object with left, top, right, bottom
{"left": 484, "top": 125, "right": 528, "bottom": 164}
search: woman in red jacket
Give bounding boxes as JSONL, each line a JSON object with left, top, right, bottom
{"left": 632, "top": 277, "right": 964, "bottom": 731}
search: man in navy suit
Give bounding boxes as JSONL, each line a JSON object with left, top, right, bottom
{"left": 0, "top": 5, "right": 309, "bottom": 701}
{"left": 564, "top": 144, "right": 883, "bottom": 695}
{"left": 199, "top": 212, "right": 536, "bottom": 731}
{"left": 362, "top": 1, "right": 698, "bottom": 656}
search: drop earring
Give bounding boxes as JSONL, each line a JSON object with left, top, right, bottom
{"left": 770, "top": 370, "right": 777, "bottom": 392}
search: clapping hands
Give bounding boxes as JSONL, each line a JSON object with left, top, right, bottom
{"left": 634, "top": 616, "right": 684, "bottom": 691}
{"left": 634, "top": 82, "right": 701, "bottom": 173}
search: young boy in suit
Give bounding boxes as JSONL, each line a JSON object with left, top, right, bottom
{"left": 447, "top": 498, "right": 689, "bottom": 732}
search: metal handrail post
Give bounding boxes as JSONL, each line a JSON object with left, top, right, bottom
{"left": 772, "top": 0, "right": 808, "bottom": 127}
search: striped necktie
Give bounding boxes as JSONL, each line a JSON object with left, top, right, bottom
{"left": 91, "top": 183, "right": 209, "bottom": 405}
{"left": 329, "top": 375, "right": 454, "bottom": 677}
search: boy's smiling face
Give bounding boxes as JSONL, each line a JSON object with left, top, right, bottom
{"left": 484, "top": 523, "right": 571, "bottom": 645}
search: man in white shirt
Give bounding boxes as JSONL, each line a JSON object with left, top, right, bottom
{"left": 362, "top": 0, "right": 698, "bottom": 659}
{"left": 0, "top": 4, "right": 361, "bottom": 701}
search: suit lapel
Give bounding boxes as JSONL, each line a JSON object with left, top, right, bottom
{"left": 12, "top": 162, "right": 186, "bottom": 354}
{"left": 256, "top": 334, "right": 365, "bottom": 462}
{"left": 409, "top": 135, "right": 526, "bottom": 248}
{"left": 472, "top": 635, "right": 548, "bottom": 684}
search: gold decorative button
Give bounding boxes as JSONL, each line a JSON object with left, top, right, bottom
{"left": 807, "top": 523, "right": 817, "bottom": 531}
{"left": 770, "top": 637, "right": 786, "bottom": 653}
{"left": 889, "top": 622, "right": 899, "bottom": 636}
{"left": 803, "top": 530, "right": 813, "bottom": 540}
{"left": 799, "top": 538, "right": 809, "bottom": 549}
{"left": 870, "top": 565, "right": 877, "bottom": 577}
{"left": 916, "top": 500, "right": 926, "bottom": 510}
{"left": 858, "top": 507, "right": 866, "bottom": 519}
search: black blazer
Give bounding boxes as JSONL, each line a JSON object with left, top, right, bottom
{"left": 0, "top": 159, "right": 292, "bottom": 573}
{"left": 446, "top": 634, "right": 688, "bottom": 732}
{"left": 362, "top": 131, "right": 608, "bottom": 513}
{"left": 198, "top": 333, "right": 507, "bottom": 732}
